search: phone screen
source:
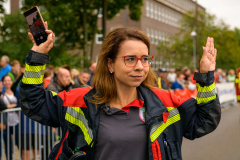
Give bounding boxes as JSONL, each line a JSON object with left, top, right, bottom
{"left": 24, "top": 7, "right": 48, "bottom": 45}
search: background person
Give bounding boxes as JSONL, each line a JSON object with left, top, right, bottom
{"left": 167, "top": 68, "right": 176, "bottom": 88}
{"left": 86, "top": 62, "right": 97, "bottom": 86}
{"left": 46, "top": 66, "right": 73, "bottom": 92}
{"left": 156, "top": 68, "right": 168, "bottom": 90}
{"left": 20, "top": 27, "right": 220, "bottom": 160}
{"left": 227, "top": 69, "right": 235, "bottom": 82}
{"left": 8, "top": 60, "right": 21, "bottom": 82}
{"left": 43, "top": 68, "right": 54, "bottom": 89}
{"left": 72, "top": 70, "right": 91, "bottom": 88}
{"left": 2, "top": 75, "right": 19, "bottom": 160}
{"left": 0, "top": 55, "right": 12, "bottom": 80}
{"left": 171, "top": 72, "right": 184, "bottom": 90}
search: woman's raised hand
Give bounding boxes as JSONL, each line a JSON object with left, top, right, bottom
{"left": 28, "top": 21, "right": 55, "bottom": 54}
{"left": 199, "top": 37, "right": 217, "bottom": 73}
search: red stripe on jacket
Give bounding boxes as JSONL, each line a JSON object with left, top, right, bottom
{"left": 55, "top": 130, "right": 69, "bottom": 160}
{"left": 58, "top": 88, "right": 91, "bottom": 107}
{"left": 152, "top": 140, "right": 162, "bottom": 160}
{"left": 151, "top": 88, "right": 190, "bottom": 108}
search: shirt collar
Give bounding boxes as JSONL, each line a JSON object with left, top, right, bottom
{"left": 103, "top": 88, "right": 144, "bottom": 115}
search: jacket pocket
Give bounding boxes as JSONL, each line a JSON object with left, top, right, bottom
{"left": 163, "top": 131, "right": 178, "bottom": 160}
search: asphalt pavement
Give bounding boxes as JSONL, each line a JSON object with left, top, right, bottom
{"left": 182, "top": 103, "right": 240, "bottom": 160}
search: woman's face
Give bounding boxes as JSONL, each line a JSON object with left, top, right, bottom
{"left": 2, "top": 76, "right": 13, "bottom": 89}
{"left": 108, "top": 40, "right": 149, "bottom": 89}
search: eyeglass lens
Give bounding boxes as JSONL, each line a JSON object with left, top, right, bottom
{"left": 124, "top": 56, "right": 153, "bottom": 67}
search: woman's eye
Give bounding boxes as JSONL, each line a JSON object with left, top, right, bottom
{"left": 142, "top": 57, "right": 148, "bottom": 61}
{"left": 126, "top": 58, "right": 135, "bottom": 61}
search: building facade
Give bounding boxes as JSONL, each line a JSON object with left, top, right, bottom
{"left": 1, "top": 0, "right": 204, "bottom": 69}
{"left": 94, "top": 0, "right": 205, "bottom": 70}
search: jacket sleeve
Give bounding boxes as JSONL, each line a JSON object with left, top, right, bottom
{"left": 178, "top": 71, "right": 221, "bottom": 140}
{"left": 19, "top": 50, "right": 66, "bottom": 127}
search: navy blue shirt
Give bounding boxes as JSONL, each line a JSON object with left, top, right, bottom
{"left": 94, "top": 94, "right": 148, "bottom": 160}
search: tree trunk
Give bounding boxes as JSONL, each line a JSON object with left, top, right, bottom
{"left": 102, "top": 0, "right": 107, "bottom": 38}
{"left": 83, "top": 0, "right": 88, "bottom": 67}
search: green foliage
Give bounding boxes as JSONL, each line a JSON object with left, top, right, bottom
{"left": 21, "top": 0, "right": 143, "bottom": 67}
{"left": 0, "top": 10, "right": 78, "bottom": 66}
{"left": 0, "top": 11, "right": 31, "bottom": 64}
{"left": 0, "top": 0, "right": 143, "bottom": 68}
{"left": 0, "top": 0, "right": 5, "bottom": 14}
{"left": 157, "top": 11, "right": 240, "bottom": 70}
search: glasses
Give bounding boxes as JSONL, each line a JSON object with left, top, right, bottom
{"left": 116, "top": 55, "right": 154, "bottom": 67}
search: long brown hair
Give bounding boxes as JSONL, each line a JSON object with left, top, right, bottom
{"left": 91, "top": 27, "right": 157, "bottom": 104}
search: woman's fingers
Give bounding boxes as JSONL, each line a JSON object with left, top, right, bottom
{"left": 45, "top": 30, "right": 54, "bottom": 47}
{"left": 45, "top": 32, "right": 54, "bottom": 47}
{"left": 205, "top": 37, "right": 211, "bottom": 51}
{"left": 44, "top": 21, "right": 48, "bottom": 30}
{"left": 28, "top": 32, "right": 36, "bottom": 45}
{"left": 36, "top": 30, "right": 55, "bottom": 53}
{"left": 211, "top": 38, "right": 214, "bottom": 51}
{"left": 28, "top": 32, "right": 38, "bottom": 51}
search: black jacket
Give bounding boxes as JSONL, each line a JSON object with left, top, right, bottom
{"left": 19, "top": 50, "right": 221, "bottom": 160}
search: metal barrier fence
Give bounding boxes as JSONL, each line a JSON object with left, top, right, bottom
{"left": 0, "top": 108, "right": 62, "bottom": 160}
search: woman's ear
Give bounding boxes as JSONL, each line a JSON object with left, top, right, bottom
{"left": 108, "top": 58, "right": 114, "bottom": 73}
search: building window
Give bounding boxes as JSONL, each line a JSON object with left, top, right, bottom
{"left": 98, "top": 8, "right": 103, "bottom": 18}
{"left": 158, "top": 31, "right": 162, "bottom": 42}
{"left": 146, "top": 27, "right": 150, "bottom": 38}
{"left": 150, "top": 2, "right": 154, "bottom": 18}
{"left": 158, "top": 6, "right": 161, "bottom": 21}
{"left": 162, "top": 8, "right": 165, "bottom": 23}
{"left": 155, "top": 30, "right": 158, "bottom": 45}
{"left": 150, "top": 29, "right": 154, "bottom": 44}
{"left": 146, "top": 1, "right": 150, "bottom": 17}
{"left": 154, "top": 5, "right": 158, "bottom": 20}
{"left": 96, "top": 34, "right": 103, "bottom": 44}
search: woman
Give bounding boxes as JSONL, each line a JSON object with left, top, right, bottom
{"left": 1, "top": 75, "right": 19, "bottom": 160}
{"left": 20, "top": 25, "right": 221, "bottom": 160}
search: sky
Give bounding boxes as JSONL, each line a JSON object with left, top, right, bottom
{"left": 198, "top": 0, "right": 240, "bottom": 29}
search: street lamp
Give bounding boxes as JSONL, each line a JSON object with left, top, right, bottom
{"left": 191, "top": 31, "right": 197, "bottom": 69}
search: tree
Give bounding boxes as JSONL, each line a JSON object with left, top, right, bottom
{"left": 0, "top": 11, "right": 32, "bottom": 63}
{"left": 157, "top": 10, "right": 240, "bottom": 70}
{"left": 23, "top": 0, "right": 143, "bottom": 67}
{"left": 0, "top": 10, "right": 80, "bottom": 66}
{"left": 0, "top": 0, "right": 5, "bottom": 14}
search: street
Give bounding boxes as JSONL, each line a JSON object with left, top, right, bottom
{"left": 182, "top": 103, "right": 240, "bottom": 160}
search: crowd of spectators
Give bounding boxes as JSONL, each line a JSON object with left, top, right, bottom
{"left": 156, "top": 66, "right": 237, "bottom": 99}
{"left": 0, "top": 53, "right": 238, "bottom": 159}
{"left": 0, "top": 55, "right": 94, "bottom": 160}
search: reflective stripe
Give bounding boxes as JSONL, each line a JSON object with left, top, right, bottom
{"left": 238, "top": 73, "right": 240, "bottom": 88}
{"left": 157, "top": 77, "right": 161, "bottom": 89}
{"left": 196, "top": 83, "right": 215, "bottom": 92}
{"left": 51, "top": 91, "right": 57, "bottom": 96}
{"left": 196, "top": 82, "right": 216, "bottom": 104}
{"left": 65, "top": 107, "right": 93, "bottom": 145}
{"left": 150, "top": 107, "right": 180, "bottom": 142}
{"left": 237, "top": 95, "right": 240, "bottom": 100}
{"left": 22, "top": 63, "right": 46, "bottom": 84}
{"left": 196, "top": 95, "right": 216, "bottom": 104}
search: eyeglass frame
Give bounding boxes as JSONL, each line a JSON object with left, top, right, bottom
{"left": 115, "top": 55, "right": 154, "bottom": 67}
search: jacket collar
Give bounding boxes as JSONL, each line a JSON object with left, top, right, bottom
{"left": 137, "top": 85, "right": 168, "bottom": 122}
{"left": 84, "top": 85, "right": 167, "bottom": 120}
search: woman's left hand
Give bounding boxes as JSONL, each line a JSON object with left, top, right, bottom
{"left": 199, "top": 37, "right": 217, "bottom": 73}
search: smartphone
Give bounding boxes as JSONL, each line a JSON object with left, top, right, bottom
{"left": 23, "top": 6, "right": 48, "bottom": 46}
